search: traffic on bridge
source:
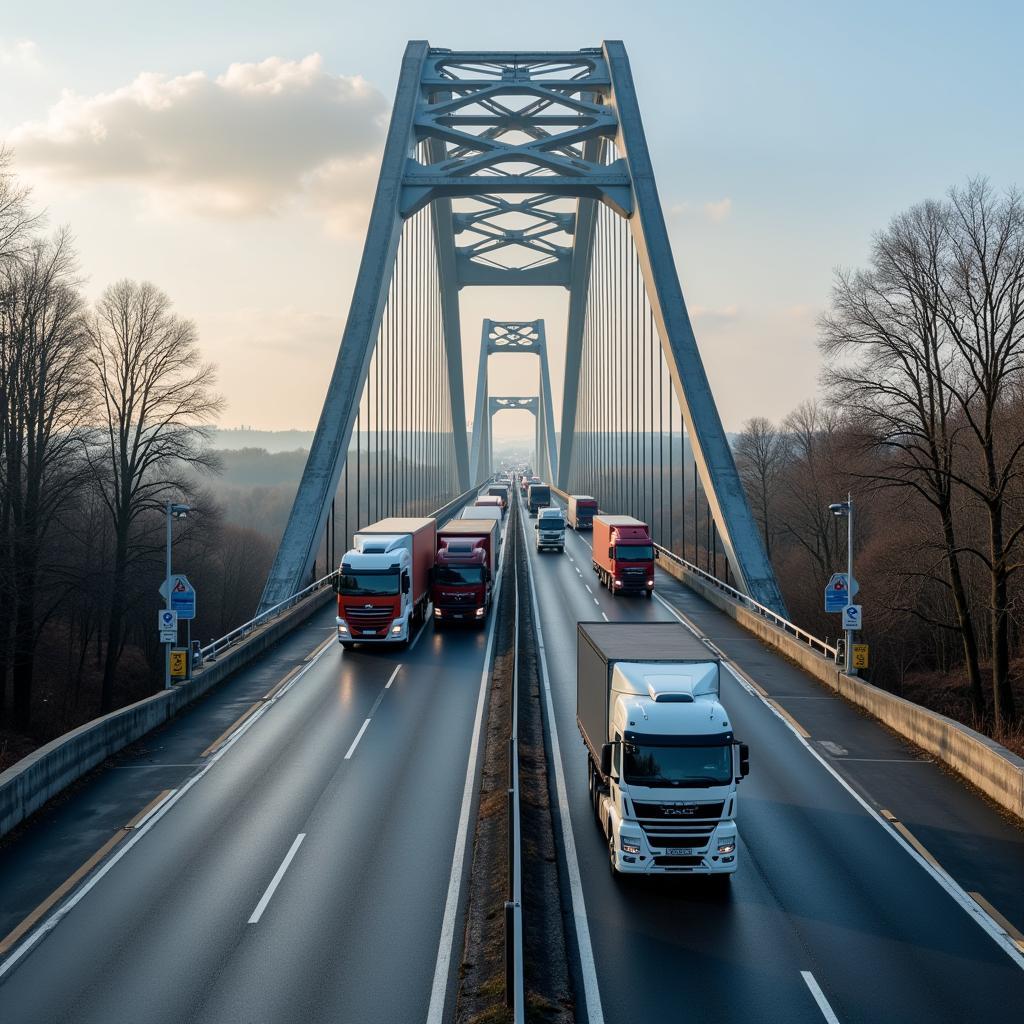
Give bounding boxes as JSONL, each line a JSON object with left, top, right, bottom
{"left": 2, "top": 26, "right": 1024, "bottom": 1024}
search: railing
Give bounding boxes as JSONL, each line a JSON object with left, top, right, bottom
{"left": 199, "top": 486, "right": 481, "bottom": 666}
{"left": 505, "top": 515, "right": 525, "bottom": 1021}
{"left": 654, "top": 543, "right": 838, "bottom": 659}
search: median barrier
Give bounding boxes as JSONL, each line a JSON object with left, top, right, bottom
{"left": 655, "top": 550, "right": 1024, "bottom": 823}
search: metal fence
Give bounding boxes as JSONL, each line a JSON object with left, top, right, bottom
{"left": 654, "top": 543, "right": 838, "bottom": 659}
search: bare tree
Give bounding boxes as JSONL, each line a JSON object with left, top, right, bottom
{"left": 0, "top": 230, "right": 90, "bottom": 728}
{"left": 819, "top": 199, "right": 985, "bottom": 717}
{"left": 0, "top": 146, "right": 38, "bottom": 266}
{"left": 937, "top": 180, "right": 1024, "bottom": 728}
{"left": 734, "top": 416, "right": 785, "bottom": 558}
{"left": 85, "top": 281, "right": 222, "bottom": 712}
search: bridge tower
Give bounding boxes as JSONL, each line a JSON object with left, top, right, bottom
{"left": 260, "top": 42, "right": 785, "bottom": 615}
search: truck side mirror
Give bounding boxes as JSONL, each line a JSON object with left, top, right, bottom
{"left": 600, "top": 742, "right": 613, "bottom": 779}
{"left": 402, "top": 573, "right": 410, "bottom": 595}
{"left": 739, "top": 742, "right": 750, "bottom": 778}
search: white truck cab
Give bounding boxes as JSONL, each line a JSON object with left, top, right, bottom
{"left": 535, "top": 506, "right": 565, "bottom": 552}
{"left": 577, "top": 622, "right": 749, "bottom": 879}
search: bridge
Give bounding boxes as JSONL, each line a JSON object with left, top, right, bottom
{"left": 2, "top": 40, "right": 1024, "bottom": 1024}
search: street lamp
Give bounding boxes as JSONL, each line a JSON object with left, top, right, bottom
{"left": 165, "top": 502, "right": 193, "bottom": 689}
{"left": 829, "top": 494, "right": 855, "bottom": 675}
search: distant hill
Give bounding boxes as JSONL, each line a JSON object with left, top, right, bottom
{"left": 210, "top": 429, "right": 315, "bottom": 453}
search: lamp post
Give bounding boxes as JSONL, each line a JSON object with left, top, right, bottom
{"left": 828, "top": 494, "right": 855, "bottom": 675}
{"left": 165, "top": 502, "right": 192, "bottom": 689}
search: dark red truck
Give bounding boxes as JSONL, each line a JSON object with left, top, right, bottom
{"left": 430, "top": 519, "right": 500, "bottom": 626}
{"left": 592, "top": 515, "right": 655, "bottom": 597}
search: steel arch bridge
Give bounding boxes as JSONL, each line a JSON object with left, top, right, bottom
{"left": 469, "top": 319, "right": 558, "bottom": 484}
{"left": 259, "top": 41, "right": 785, "bottom": 614}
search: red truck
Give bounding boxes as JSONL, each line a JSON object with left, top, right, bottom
{"left": 592, "top": 515, "right": 655, "bottom": 597}
{"left": 431, "top": 519, "right": 500, "bottom": 627}
{"left": 567, "top": 495, "right": 599, "bottom": 530}
{"left": 335, "top": 517, "right": 436, "bottom": 647}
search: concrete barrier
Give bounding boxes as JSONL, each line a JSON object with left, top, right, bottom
{"left": 0, "top": 587, "right": 333, "bottom": 839}
{"left": 655, "top": 550, "right": 1024, "bottom": 823}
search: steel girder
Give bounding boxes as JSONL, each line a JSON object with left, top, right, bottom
{"left": 469, "top": 319, "right": 558, "bottom": 483}
{"left": 260, "top": 40, "right": 784, "bottom": 615}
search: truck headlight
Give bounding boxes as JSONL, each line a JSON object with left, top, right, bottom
{"left": 647, "top": 580, "right": 654, "bottom": 586}
{"left": 337, "top": 620, "right": 349, "bottom": 634}
{"left": 621, "top": 837, "right": 641, "bottom": 855}
{"left": 614, "top": 579, "right": 623, "bottom": 587}
{"left": 717, "top": 840, "right": 736, "bottom": 854}
{"left": 434, "top": 608, "right": 443, "bottom": 618}
{"left": 391, "top": 625, "right": 402, "bottom": 635}
{"left": 475, "top": 607, "right": 485, "bottom": 617}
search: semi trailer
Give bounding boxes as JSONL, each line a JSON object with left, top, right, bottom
{"left": 431, "top": 519, "right": 500, "bottom": 626}
{"left": 335, "top": 517, "right": 436, "bottom": 648}
{"left": 567, "top": 495, "right": 599, "bottom": 530}
{"left": 577, "top": 622, "right": 749, "bottom": 877}
{"left": 592, "top": 515, "right": 655, "bottom": 596}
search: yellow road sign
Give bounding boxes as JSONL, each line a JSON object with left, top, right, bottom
{"left": 852, "top": 644, "right": 869, "bottom": 669}
{"left": 170, "top": 649, "right": 188, "bottom": 678}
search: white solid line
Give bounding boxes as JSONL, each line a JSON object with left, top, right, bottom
{"left": 801, "top": 971, "right": 841, "bottom": 1023}
{"left": 248, "top": 833, "right": 306, "bottom": 924}
{"left": 385, "top": 665, "right": 401, "bottom": 689}
{"left": 344, "top": 719, "right": 372, "bottom": 760}
{"left": 425, "top": 529, "right": 506, "bottom": 1024}
{"left": 520, "top": 514, "right": 605, "bottom": 1023}
{"left": 652, "top": 577, "right": 1024, "bottom": 971}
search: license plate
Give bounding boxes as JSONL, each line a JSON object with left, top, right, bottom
{"left": 667, "top": 847, "right": 695, "bottom": 856}
{"left": 362, "top": 630, "right": 376, "bottom": 635}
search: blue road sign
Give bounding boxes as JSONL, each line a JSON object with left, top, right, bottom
{"left": 160, "top": 575, "right": 196, "bottom": 620}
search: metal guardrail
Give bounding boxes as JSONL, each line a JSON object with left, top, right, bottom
{"left": 505, "top": 509, "right": 525, "bottom": 1021}
{"left": 199, "top": 486, "right": 481, "bottom": 665}
{"left": 654, "top": 543, "right": 838, "bottom": 659}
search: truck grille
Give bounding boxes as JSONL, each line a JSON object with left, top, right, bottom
{"left": 640, "top": 824, "right": 714, "bottom": 849}
{"left": 634, "top": 800, "right": 725, "bottom": 820}
{"left": 344, "top": 606, "right": 393, "bottom": 630}
{"left": 620, "top": 566, "right": 646, "bottom": 578}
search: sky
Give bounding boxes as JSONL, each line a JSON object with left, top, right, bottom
{"left": 1, "top": 0, "right": 1022, "bottom": 441}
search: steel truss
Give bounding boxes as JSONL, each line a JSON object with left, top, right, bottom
{"left": 469, "top": 319, "right": 558, "bottom": 483}
{"left": 261, "top": 40, "right": 784, "bottom": 614}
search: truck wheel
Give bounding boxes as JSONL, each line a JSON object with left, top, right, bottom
{"left": 341, "top": 642, "right": 354, "bottom": 651}
{"left": 645, "top": 590, "right": 653, "bottom": 600}
{"left": 608, "top": 832, "right": 620, "bottom": 877}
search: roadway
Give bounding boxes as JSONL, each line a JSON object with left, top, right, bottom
{"left": 0, "top": 510, "right": 506, "bottom": 1023}
{"left": 523, "top": 491, "right": 1024, "bottom": 1024}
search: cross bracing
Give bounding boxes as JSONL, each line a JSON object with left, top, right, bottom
{"left": 469, "top": 319, "right": 558, "bottom": 484}
{"left": 259, "top": 41, "right": 785, "bottom": 615}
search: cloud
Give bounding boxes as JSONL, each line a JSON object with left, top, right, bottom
{"left": 668, "top": 197, "right": 733, "bottom": 223}
{"left": 10, "top": 53, "right": 387, "bottom": 229}
{"left": 0, "top": 39, "right": 41, "bottom": 72}
{"left": 690, "top": 304, "right": 740, "bottom": 327}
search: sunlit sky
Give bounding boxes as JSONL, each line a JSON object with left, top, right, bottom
{"left": 2, "top": 0, "right": 1022, "bottom": 440}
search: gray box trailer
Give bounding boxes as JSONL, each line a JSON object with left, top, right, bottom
{"left": 576, "top": 621, "right": 721, "bottom": 762}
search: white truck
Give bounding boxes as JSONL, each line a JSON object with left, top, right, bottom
{"left": 577, "top": 622, "right": 749, "bottom": 878}
{"left": 534, "top": 506, "right": 566, "bottom": 552}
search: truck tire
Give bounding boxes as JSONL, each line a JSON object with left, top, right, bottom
{"left": 341, "top": 642, "right": 354, "bottom": 651}
{"left": 608, "top": 832, "right": 620, "bottom": 877}
{"left": 645, "top": 590, "right": 653, "bottom": 599}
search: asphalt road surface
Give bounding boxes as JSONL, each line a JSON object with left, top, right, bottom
{"left": 522, "top": 492, "right": 1024, "bottom": 1024}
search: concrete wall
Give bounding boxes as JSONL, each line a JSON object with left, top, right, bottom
{"left": 0, "top": 588, "right": 334, "bottom": 839}
{"left": 655, "top": 551, "right": 1024, "bottom": 823}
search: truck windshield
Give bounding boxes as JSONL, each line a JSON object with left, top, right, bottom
{"left": 615, "top": 544, "right": 654, "bottom": 561}
{"left": 435, "top": 565, "right": 485, "bottom": 585}
{"left": 623, "top": 742, "right": 732, "bottom": 787}
{"left": 337, "top": 572, "right": 399, "bottom": 596}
